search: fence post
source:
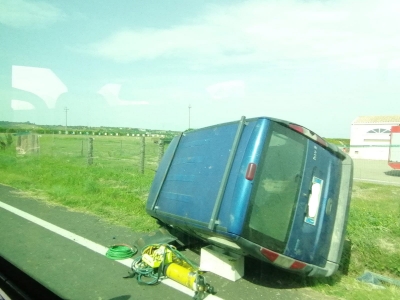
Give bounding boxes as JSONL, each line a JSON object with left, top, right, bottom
{"left": 88, "top": 137, "right": 93, "bottom": 165}
{"left": 140, "top": 136, "right": 145, "bottom": 174}
{"left": 31, "top": 134, "right": 35, "bottom": 154}
{"left": 158, "top": 140, "right": 164, "bottom": 164}
{"left": 30, "top": 134, "right": 39, "bottom": 154}
{"left": 35, "top": 134, "right": 40, "bottom": 154}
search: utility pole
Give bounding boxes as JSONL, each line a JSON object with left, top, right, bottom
{"left": 64, "top": 107, "right": 69, "bottom": 134}
{"left": 188, "top": 104, "right": 191, "bottom": 130}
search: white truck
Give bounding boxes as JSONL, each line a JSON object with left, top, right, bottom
{"left": 388, "top": 126, "right": 400, "bottom": 169}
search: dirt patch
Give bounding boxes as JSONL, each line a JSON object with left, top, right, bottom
{"left": 377, "top": 238, "right": 397, "bottom": 254}
{"left": 351, "top": 184, "right": 379, "bottom": 200}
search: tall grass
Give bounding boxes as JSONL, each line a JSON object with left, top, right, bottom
{"left": 347, "top": 183, "right": 400, "bottom": 277}
{"left": 308, "top": 182, "right": 400, "bottom": 299}
{"left": 0, "top": 134, "right": 160, "bottom": 231}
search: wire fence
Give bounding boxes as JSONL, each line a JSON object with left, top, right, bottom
{"left": 16, "top": 133, "right": 170, "bottom": 173}
{"left": 6, "top": 134, "right": 400, "bottom": 185}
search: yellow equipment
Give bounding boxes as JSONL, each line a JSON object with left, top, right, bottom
{"left": 135, "top": 244, "right": 215, "bottom": 300}
{"left": 142, "top": 245, "right": 173, "bottom": 268}
{"left": 164, "top": 262, "right": 214, "bottom": 300}
{"left": 164, "top": 262, "right": 197, "bottom": 290}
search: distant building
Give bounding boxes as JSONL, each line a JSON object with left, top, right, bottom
{"left": 349, "top": 115, "right": 400, "bottom": 160}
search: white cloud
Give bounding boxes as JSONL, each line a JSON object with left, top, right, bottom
{"left": 0, "top": 0, "right": 65, "bottom": 28}
{"left": 80, "top": 0, "right": 400, "bottom": 70}
{"left": 206, "top": 80, "right": 245, "bottom": 100}
{"left": 387, "top": 59, "right": 400, "bottom": 69}
{"left": 97, "top": 84, "right": 149, "bottom": 106}
{"left": 11, "top": 100, "right": 35, "bottom": 110}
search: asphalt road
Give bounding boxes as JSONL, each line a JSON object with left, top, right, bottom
{"left": 0, "top": 184, "right": 339, "bottom": 300}
{"left": 353, "top": 159, "right": 400, "bottom": 185}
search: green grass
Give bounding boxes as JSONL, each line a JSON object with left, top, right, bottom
{"left": 325, "top": 138, "right": 350, "bottom": 146}
{"left": 307, "top": 182, "right": 400, "bottom": 299}
{"left": 1, "top": 134, "right": 400, "bottom": 299}
{"left": 347, "top": 183, "right": 400, "bottom": 277}
{"left": 0, "top": 134, "right": 161, "bottom": 231}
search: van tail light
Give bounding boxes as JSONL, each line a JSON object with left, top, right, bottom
{"left": 289, "top": 124, "right": 304, "bottom": 133}
{"left": 290, "top": 260, "right": 308, "bottom": 270}
{"left": 289, "top": 124, "right": 327, "bottom": 148}
{"left": 245, "top": 163, "right": 257, "bottom": 180}
{"left": 260, "top": 248, "right": 307, "bottom": 270}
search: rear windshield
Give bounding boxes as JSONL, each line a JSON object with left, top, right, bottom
{"left": 243, "top": 122, "right": 307, "bottom": 253}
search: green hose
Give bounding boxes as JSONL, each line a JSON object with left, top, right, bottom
{"left": 106, "top": 244, "right": 138, "bottom": 260}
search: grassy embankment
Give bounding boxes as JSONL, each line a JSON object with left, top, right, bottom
{"left": 0, "top": 134, "right": 399, "bottom": 299}
{"left": 309, "top": 182, "right": 400, "bottom": 300}
{"left": 0, "top": 134, "right": 160, "bottom": 231}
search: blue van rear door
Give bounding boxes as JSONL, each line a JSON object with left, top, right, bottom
{"left": 285, "top": 140, "right": 342, "bottom": 267}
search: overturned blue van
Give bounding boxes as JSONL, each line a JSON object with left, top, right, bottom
{"left": 146, "top": 116, "right": 353, "bottom": 277}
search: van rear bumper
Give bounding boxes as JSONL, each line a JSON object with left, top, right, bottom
{"left": 325, "top": 153, "right": 353, "bottom": 269}
{"left": 236, "top": 236, "right": 335, "bottom": 277}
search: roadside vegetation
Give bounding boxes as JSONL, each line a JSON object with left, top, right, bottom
{"left": 308, "top": 182, "right": 400, "bottom": 299}
{"left": 0, "top": 133, "right": 399, "bottom": 299}
{"left": 0, "top": 133, "right": 160, "bottom": 231}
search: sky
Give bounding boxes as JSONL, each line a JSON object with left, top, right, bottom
{"left": 1, "top": 0, "right": 400, "bottom": 138}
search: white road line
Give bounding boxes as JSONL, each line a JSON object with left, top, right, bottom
{"left": 0, "top": 201, "right": 109, "bottom": 255}
{"left": 0, "top": 287, "right": 12, "bottom": 300}
{"left": 0, "top": 201, "right": 222, "bottom": 299}
{"left": 353, "top": 177, "right": 400, "bottom": 185}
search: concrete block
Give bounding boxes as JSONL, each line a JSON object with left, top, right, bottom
{"left": 200, "top": 245, "right": 244, "bottom": 281}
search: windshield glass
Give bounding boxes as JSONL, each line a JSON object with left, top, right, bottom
{"left": 243, "top": 122, "right": 306, "bottom": 252}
